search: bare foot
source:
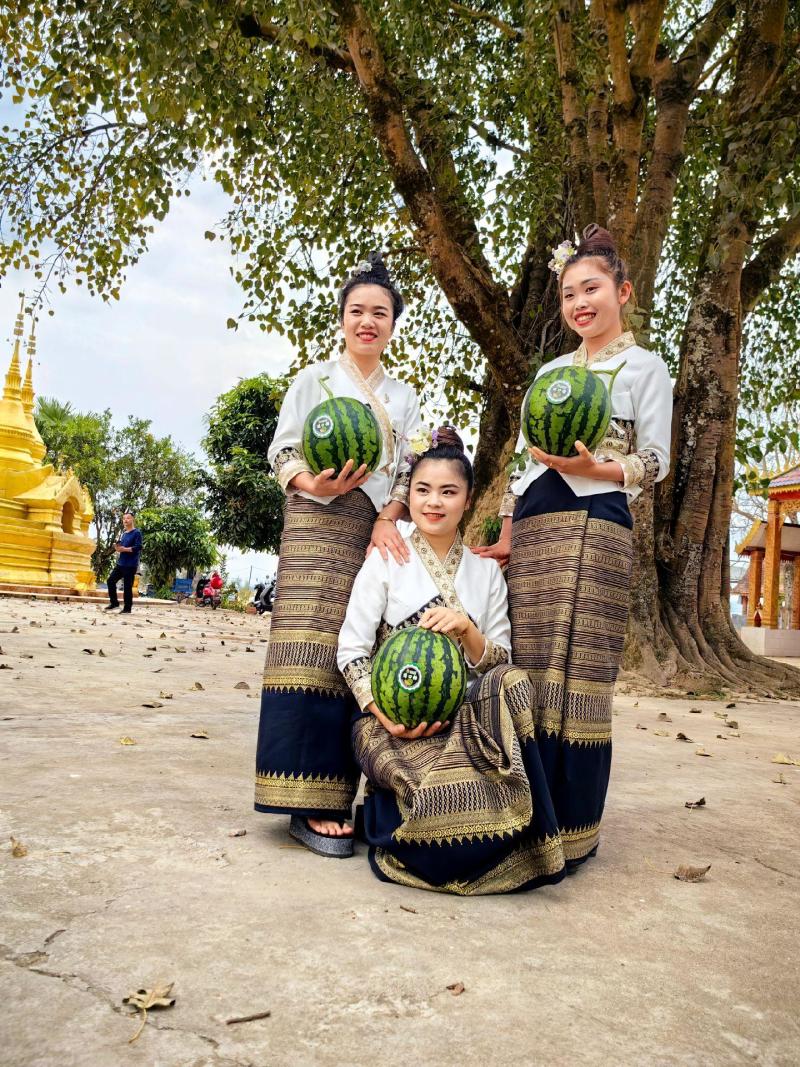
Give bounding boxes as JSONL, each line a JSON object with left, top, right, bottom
{"left": 306, "top": 818, "right": 354, "bottom": 837}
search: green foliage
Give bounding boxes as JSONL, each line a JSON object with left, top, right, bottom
{"left": 34, "top": 398, "right": 202, "bottom": 577}
{"left": 480, "top": 516, "right": 502, "bottom": 546}
{"left": 137, "top": 505, "right": 218, "bottom": 590}
{"left": 201, "top": 374, "right": 286, "bottom": 553}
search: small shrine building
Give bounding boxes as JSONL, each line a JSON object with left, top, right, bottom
{"left": 0, "top": 297, "right": 96, "bottom": 593}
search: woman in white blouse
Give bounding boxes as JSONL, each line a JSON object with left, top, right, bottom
{"left": 338, "top": 429, "right": 568, "bottom": 894}
{"left": 475, "top": 224, "right": 674, "bottom": 875}
{"left": 254, "top": 253, "right": 421, "bottom": 859}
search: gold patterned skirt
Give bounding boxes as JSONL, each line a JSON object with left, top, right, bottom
{"left": 507, "top": 470, "right": 633, "bottom": 866}
{"left": 254, "top": 489, "right": 375, "bottom": 819}
{"left": 352, "top": 665, "right": 567, "bottom": 895}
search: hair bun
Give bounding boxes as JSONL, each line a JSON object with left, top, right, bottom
{"left": 434, "top": 426, "right": 465, "bottom": 452}
{"left": 578, "top": 223, "right": 617, "bottom": 255}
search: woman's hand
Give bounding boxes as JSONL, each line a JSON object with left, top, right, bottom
{"left": 471, "top": 536, "right": 511, "bottom": 566}
{"left": 303, "top": 460, "right": 370, "bottom": 497}
{"left": 418, "top": 606, "right": 470, "bottom": 639}
{"left": 366, "top": 701, "right": 446, "bottom": 739}
{"left": 529, "top": 441, "right": 623, "bottom": 483}
{"left": 368, "top": 517, "right": 411, "bottom": 565}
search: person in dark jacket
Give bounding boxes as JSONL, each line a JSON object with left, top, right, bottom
{"left": 105, "top": 510, "right": 142, "bottom": 614}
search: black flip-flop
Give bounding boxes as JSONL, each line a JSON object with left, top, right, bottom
{"left": 288, "top": 815, "right": 354, "bottom": 858}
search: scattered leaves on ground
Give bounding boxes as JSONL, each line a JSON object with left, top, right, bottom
{"left": 191, "top": 681, "right": 204, "bottom": 691}
{"left": 726, "top": 702, "right": 737, "bottom": 709}
{"left": 689, "top": 707, "right": 702, "bottom": 714}
{"left": 674, "top": 864, "right": 711, "bottom": 882}
{"left": 771, "top": 753, "right": 799, "bottom": 767}
{"left": 123, "top": 983, "right": 176, "bottom": 1044}
{"left": 120, "top": 736, "right": 136, "bottom": 745}
{"left": 82, "top": 648, "right": 95, "bottom": 655}
{"left": 676, "top": 732, "right": 692, "bottom": 742}
{"left": 685, "top": 797, "right": 706, "bottom": 809}
{"left": 228, "top": 828, "right": 247, "bottom": 837}
{"left": 10, "top": 835, "right": 28, "bottom": 857}
{"left": 446, "top": 982, "right": 466, "bottom": 996}
{"left": 47, "top": 642, "right": 56, "bottom": 649}
{"left": 726, "top": 720, "right": 739, "bottom": 730}
{"left": 654, "top": 730, "right": 670, "bottom": 736}
{"left": 695, "top": 747, "right": 712, "bottom": 757}
{"left": 234, "top": 681, "right": 250, "bottom": 690}
{"left": 190, "top": 730, "right": 209, "bottom": 739}
{"left": 714, "top": 710, "right": 728, "bottom": 720}
{"left": 159, "top": 692, "right": 173, "bottom": 700}
{"left": 141, "top": 701, "right": 164, "bottom": 709}
{"left": 635, "top": 723, "right": 647, "bottom": 730}
{"left": 159, "top": 632, "right": 166, "bottom": 638}
{"left": 657, "top": 712, "right": 672, "bottom": 722}
{"left": 773, "top": 773, "right": 787, "bottom": 785}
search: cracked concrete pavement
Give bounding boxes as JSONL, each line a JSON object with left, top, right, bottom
{"left": 1, "top": 596, "right": 799, "bottom": 1066}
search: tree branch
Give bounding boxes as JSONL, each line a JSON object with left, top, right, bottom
{"left": 447, "top": 2, "right": 523, "bottom": 42}
{"left": 741, "top": 211, "right": 800, "bottom": 314}
{"left": 237, "top": 14, "right": 355, "bottom": 71}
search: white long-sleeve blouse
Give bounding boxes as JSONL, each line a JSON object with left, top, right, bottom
{"left": 268, "top": 354, "right": 422, "bottom": 512}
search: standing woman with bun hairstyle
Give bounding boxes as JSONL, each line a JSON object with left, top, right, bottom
{"left": 475, "top": 224, "right": 673, "bottom": 874}
{"left": 254, "top": 253, "right": 421, "bottom": 858}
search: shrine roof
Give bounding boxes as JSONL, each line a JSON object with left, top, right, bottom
{"left": 769, "top": 463, "right": 800, "bottom": 492}
{"left": 736, "top": 520, "right": 800, "bottom": 556}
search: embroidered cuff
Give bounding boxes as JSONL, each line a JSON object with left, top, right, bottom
{"left": 466, "top": 638, "right": 510, "bottom": 673}
{"left": 389, "top": 469, "right": 411, "bottom": 506}
{"left": 342, "top": 657, "right": 374, "bottom": 711}
{"left": 498, "top": 480, "right": 517, "bottom": 518}
{"left": 272, "top": 446, "right": 312, "bottom": 493}
{"left": 596, "top": 447, "right": 660, "bottom": 491}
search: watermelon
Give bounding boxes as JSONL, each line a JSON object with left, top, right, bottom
{"left": 521, "top": 363, "right": 624, "bottom": 458}
{"left": 372, "top": 626, "right": 467, "bottom": 728}
{"left": 302, "top": 377, "right": 382, "bottom": 476}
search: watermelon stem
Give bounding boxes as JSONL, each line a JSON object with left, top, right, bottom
{"left": 591, "top": 360, "right": 627, "bottom": 397}
{"left": 318, "top": 376, "right": 335, "bottom": 401}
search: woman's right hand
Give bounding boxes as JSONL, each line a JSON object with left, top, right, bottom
{"left": 366, "top": 701, "right": 446, "bottom": 739}
{"left": 304, "top": 460, "right": 370, "bottom": 497}
{"left": 471, "top": 536, "right": 511, "bottom": 567}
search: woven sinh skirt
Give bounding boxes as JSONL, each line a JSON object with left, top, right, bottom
{"left": 352, "top": 665, "right": 567, "bottom": 895}
{"left": 254, "top": 489, "right": 376, "bottom": 820}
{"left": 507, "top": 470, "right": 633, "bottom": 868}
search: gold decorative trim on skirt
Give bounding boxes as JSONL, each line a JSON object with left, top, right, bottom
{"left": 255, "top": 771, "right": 355, "bottom": 812}
{"left": 561, "top": 822, "right": 601, "bottom": 861}
{"left": 373, "top": 834, "right": 565, "bottom": 896}
{"left": 262, "top": 491, "right": 377, "bottom": 699}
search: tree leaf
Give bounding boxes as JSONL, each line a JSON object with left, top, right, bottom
{"left": 674, "top": 864, "right": 711, "bottom": 882}
{"left": 10, "top": 835, "right": 28, "bottom": 857}
{"left": 123, "top": 982, "right": 176, "bottom": 1043}
{"left": 684, "top": 797, "right": 706, "bottom": 809}
{"left": 771, "top": 753, "right": 799, "bottom": 766}
{"left": 446, "top": 982, "right": 465, "bottom": 996}
{"left": 695, "top": 747, "right": 712, "bottom": 757}
{"left": 676, "top": 732, "right": 692, "bottom": 742}
{"left": 120, "top": 736, "right": 136, "bottom": 745}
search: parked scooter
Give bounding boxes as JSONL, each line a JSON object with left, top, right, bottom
{"left": 251, "top": 578, "right": 275, "bottom": 615}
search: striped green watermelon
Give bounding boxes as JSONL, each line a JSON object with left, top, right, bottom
{"left": 372, "top": 626, "right": 467, "bottom": 727}
{"left": 302, "top": 377, "right": 382, "bottom": 476}
{"left": 521, "top": 363, "right": 624, "bottom": 458}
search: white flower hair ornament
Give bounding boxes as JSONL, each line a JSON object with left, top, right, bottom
{"left": 548, "top": 240, "right": 577, "bottom": 276}
{"left": 406, "top": 426, "right": 439, "bottom": 463}
{"left": 353, "top": 259, "right": 373, "bottom": 276}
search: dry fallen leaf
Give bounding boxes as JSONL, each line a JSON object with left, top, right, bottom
{"left": 234, "top": 681, "right": 250, "bottom": 690}
{"left": 654, "top": 730, "right": 670, "bottom": 737}
{"left": 174, "top": 647, "right": 187, "bottom": 654}
{"left": 120, "top": 736, "right": 137, "bottom": 745}
{"left": 684, "top": 797, "right": 706, "bottom": 809}
{"left": 159, "top": 632, "right": 167, "bottom": 638}
{"left": 771, "top": 753, "right": 799, "bottom": 767}
{"left": 228, "top": 828, "right": 247, "bottom": 837}
{"left": 726, "top": 720, "right": 739, "bottom": 730}
{"left": 159, "top": 692, "right": 173, "bottom": 700}
{"left": 47, "top": 641, "right": 56, "bottom": 649}
{"left": 635, "top": 723, "right": 647, "bottom": 730}
{"left": 82, "top": 648, "right": 95, "bottom": 655}
{"left": 190, "top": 730, "right": 209, "bottom": 739}
{"left": 713, "top": 710, "right": 728, "bottom": 720}
{"left": 674, "top": 864, "right": 711, "bottom": 882}
{"left": 657, "top": 712, "right": 672, "bottom": 722}
{"left": 676, "top": 732, "right": 692, "bottom": 742}
{"left": 689, "top": 707, "right": 702, "bottom": 714}
{"left": 695, "top": 747, "right": 712, "bottom": 757}
{"left": 727, "top": 730, "right": 741, "bottom": 738}
{"left": 191, "top": 681, "right": 204, "bottom": 691}
{"left": 446, "top": 982, "right": 466, "bottom": 996}
{"left": 141, "top": 701, "right": 164, "bottom": 709}
{"left": 146, "top": 646, "right": 157, "bottom": 651}
{"left": 10, "top": 835, "right": 28, "bottom": 857}
{"left": 123, "top": 982, "right": 176, "bottom": 1044}
{"left": 725, "top": 702, "right": 737, "bottom": 709}
{"left": 772, "top": 773, "right": 787, "bottom": 785}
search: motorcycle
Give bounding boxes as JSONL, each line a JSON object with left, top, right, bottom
{"left": 251, "top": 578, "right": 275, "bottom": 615}
{"left": 199, "top": 581, "right": 222, "bottom": 610}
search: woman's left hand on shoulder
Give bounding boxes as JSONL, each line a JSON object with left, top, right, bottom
{"left": 531, "top": 441, "right": 610, "bottom": 479}
{"left": 418, "top": 606, "right": 470, "bottom": 639}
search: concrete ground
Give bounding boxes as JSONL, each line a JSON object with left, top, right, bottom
{"left": 1, "top": 597, "right": 798, "bottom": 1067}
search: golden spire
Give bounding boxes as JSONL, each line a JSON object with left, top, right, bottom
{"left": 21, "top": 316, "right": 36, "bottom": 413}
{"left": 3, "top": 292, "right": 24, "bottom": 400}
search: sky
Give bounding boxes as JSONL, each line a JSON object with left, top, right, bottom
{"left": 0, "top": 178, "right": 292, "bottom": 584}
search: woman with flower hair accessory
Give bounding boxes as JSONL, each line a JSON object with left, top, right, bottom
{"left": 254, "top": 251, "right": 422, "bottom": 858}
{"left": 338, "top": 428, "right": 566, "bottom": 894}
{"left": 474, "top": 223, "right": 673, "bottom": 875}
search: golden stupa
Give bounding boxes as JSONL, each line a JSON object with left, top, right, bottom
{"left": 0, "top": 295, "right": 96, "bottom": 593}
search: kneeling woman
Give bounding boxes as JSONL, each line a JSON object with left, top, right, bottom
{"left": 337, "top": 429, "right": 568, "bottom": 894}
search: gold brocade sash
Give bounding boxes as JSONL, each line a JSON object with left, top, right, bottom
{"left": 411, "top": 529, "right": 467, "bottom": 616}
{"left": 339, "top": 352, "right": 395, "bottom": 474}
